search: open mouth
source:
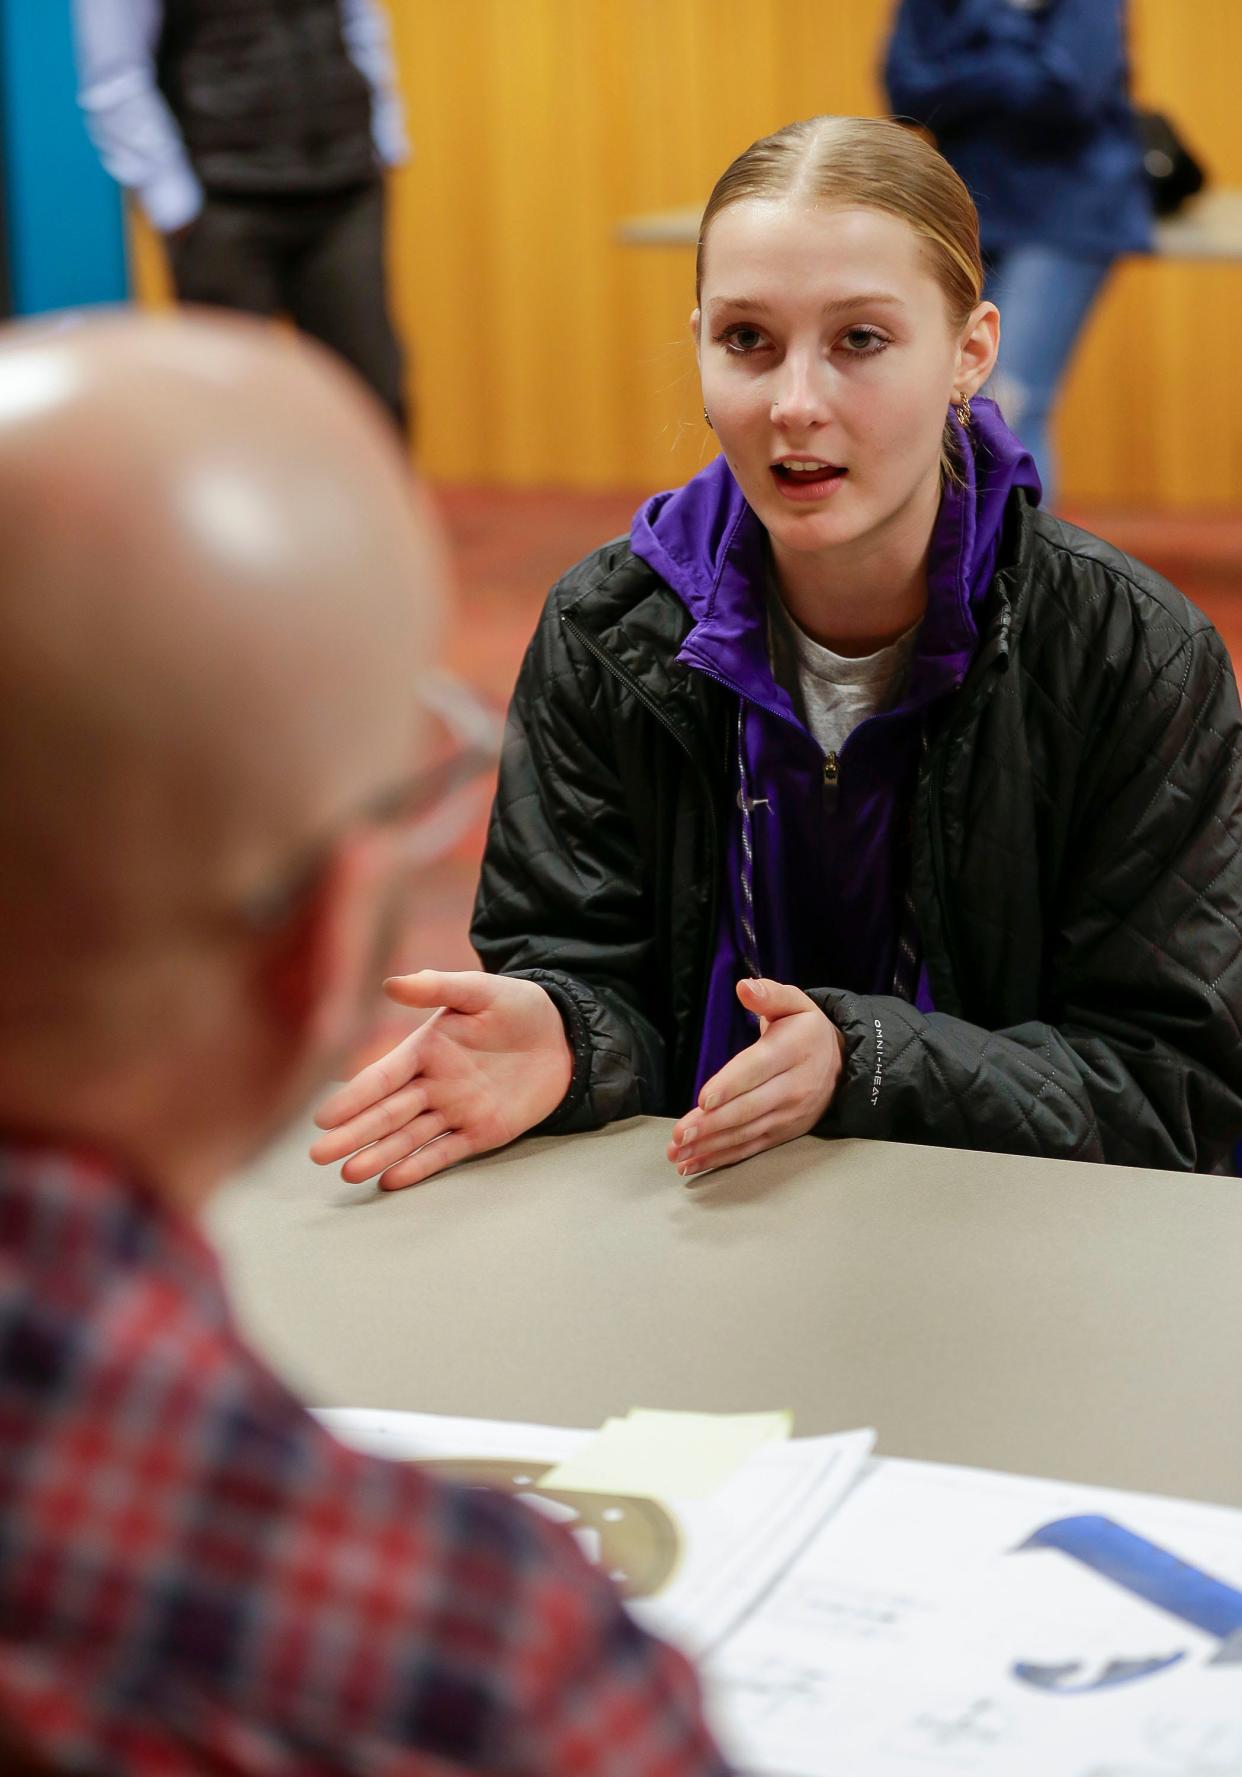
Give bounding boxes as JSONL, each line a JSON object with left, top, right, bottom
{"left": 770, "top": 458, "right": 848, "bottom": 498}
{"left": 772, "top": 459, "right": 846, "bottom": 483}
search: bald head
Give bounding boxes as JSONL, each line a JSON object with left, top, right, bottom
{"left": 0, "top": 312, "right": 445, "bottom": 1010}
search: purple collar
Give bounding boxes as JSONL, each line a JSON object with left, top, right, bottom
{"left": 631, "top": 399, "right": 1041, "bottom": 709}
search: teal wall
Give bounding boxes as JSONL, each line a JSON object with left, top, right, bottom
{"left": 0, "top": 0, "right": 129, "bottom": 315}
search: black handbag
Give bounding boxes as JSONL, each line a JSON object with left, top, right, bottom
{"left": 1135, "top": 110, "right": 1207, "bottom": 217}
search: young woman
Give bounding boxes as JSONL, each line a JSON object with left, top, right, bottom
{"left": 313, "top": 116, "right": 1242, "bottom": 1190}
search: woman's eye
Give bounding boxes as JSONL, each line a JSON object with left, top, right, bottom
{"left": 718, "top": 325, "right": 767, "bottom": 355}
{"left": 841, "top": 327, "right": 888, "bottom": 355}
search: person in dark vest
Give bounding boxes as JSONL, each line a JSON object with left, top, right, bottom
{"left": 73, "top": 0, "right": 411, "bottom": 435}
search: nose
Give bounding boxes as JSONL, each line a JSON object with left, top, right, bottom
{"left": 771, "top": 350, "right": 829, "bottom": 431}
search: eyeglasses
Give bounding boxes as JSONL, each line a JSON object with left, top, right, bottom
{"left": 233, "top": 675, "right": 502, "bottom": 934}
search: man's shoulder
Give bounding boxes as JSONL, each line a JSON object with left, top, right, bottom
{"left": 0, "top": 1186, "right": 626, "bottom": 1759}
{"left": 0, "top": 1137, "right": 582, "bottom": 1646}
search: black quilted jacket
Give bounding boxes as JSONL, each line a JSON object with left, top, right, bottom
{"left": 472, "top": 497, "right": 1242, "bottom": 1172}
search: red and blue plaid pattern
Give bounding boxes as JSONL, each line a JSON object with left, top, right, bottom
{"left": 0, "top": 1139, "right": 732, "bottom": 1775}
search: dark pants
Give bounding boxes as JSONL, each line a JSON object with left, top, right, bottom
{"left": 169, "top": 178, "right": 409, "bottom": 437}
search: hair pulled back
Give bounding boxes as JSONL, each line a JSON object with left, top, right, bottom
{"left": 696, "top": 115, "right": 983, "bottom": 330}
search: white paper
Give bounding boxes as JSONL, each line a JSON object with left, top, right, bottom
{"left": 317, "top": 1408, "right": 1242, "bottom": 1775}
{"left": 704, "top": 1459, "right": 1242, "bottom": 1777}
{"left": 315, "top": 1407, "right": 874, "bottom": 1658}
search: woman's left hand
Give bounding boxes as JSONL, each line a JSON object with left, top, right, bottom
{"left": 667, "top": 978, "right": 846, "bottom": 1179}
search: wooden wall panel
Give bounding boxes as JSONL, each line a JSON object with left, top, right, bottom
{"left": 133, "top": 0, "right": 1242, "bottom": 507}
{"left": 390, "top": 0, "right": 889, "bottom": 491}
{"left": 1060, "top": 0, "right": 1242, "bottom": 505}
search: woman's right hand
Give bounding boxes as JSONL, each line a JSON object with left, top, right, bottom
{"left": 310, "top": 971, "right": 573, "bottom": 1190}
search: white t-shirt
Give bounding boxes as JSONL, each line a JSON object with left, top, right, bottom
{"left": 768, "top": 590, "right": 920, "bottom": 758}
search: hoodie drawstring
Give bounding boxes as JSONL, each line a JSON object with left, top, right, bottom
{"left": 734, "top": 699, "right": 926, "bottom": 1006}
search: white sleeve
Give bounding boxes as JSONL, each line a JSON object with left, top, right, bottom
{"left": 71, "top": 0, "right": 204, "bottom": 232}
{"left": 339, "top": 0, "right": 411, "bottom": 167}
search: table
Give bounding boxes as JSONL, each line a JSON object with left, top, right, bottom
{"left": 209, "top": 1117, "right": 1242, "bottom": 1508}
{"left": 618, "top": 188, "right": 1242, "bottom": 260}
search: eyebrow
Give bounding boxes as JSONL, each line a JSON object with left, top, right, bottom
{"left": 707, "top": 292, "right": 907, "bottom": 316}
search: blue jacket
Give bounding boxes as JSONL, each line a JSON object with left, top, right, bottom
{"left": 884, "top": 0, "right": 1152, "bottom": 259}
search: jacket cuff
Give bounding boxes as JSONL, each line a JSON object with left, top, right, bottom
{"left": 505, "top": 969, "right": 594, "bottom": 1135}
{"left": 810, "top": 988, "right": 916, "bottom": 1138}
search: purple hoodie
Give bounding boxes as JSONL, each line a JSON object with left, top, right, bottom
{"left": 630, "top": 399, "right": 1041, "bottom": 1099}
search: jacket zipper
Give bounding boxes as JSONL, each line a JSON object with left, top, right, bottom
{"left": 822, "top": 751, "right": 840, "bottom": 812}
{"left": 562, "top": 615, "right": 721, "bottom": 1084}
{"left": 686, "top": 651, "right": 846, "bottom": 814}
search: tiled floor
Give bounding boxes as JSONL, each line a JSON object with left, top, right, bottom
{"left": 387, "top": 486, "right": 1242, "bottom": 1018}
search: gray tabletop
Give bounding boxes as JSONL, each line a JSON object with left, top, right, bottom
{"left": 209, "top": 1117, "right": 1242, "bottom": 1507}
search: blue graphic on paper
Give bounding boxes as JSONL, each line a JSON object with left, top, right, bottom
{"left": 1012, "top": 1515, "right": 1242, "bottom": 1694}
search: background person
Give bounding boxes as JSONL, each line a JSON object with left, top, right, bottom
{"left": 314, "top": 115, "right": 1242, "bottom": 1191}
{"left": 73, "top": 0, "right": 411, "bottom": 434}
{"left": 883, "top": 0, "right": 1152, "bottom": 503}
{"left": 0, "top": 311, "right": 728, "bottom": 1775}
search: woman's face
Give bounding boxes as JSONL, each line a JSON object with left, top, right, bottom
{"left": 694, "top": 199, "right": 994, "bottom": 564}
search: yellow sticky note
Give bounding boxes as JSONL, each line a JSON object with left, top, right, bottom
{"left": 541, "top": 1408, "right": 792, "bottom": 1499}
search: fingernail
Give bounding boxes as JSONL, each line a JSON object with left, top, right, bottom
{"left": 703, "top": 1093, "right": 718, "bottom": 1112}
{"left": 678, "top": 1163, "right": 690, "bottom": 1179}
{"left": 679, "top": 1147, "right": 694, "bottom": 1163}
{"left": 680, "top": 1122, "right": 699, "bottom": 1145}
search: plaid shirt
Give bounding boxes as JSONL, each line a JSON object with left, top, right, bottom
{"left": 0, "top": 1139, "right": 733, "bottom": 1776}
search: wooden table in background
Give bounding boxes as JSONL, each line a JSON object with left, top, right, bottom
{"left": 617, "top": 189, "right": 1242, "bottom": 260}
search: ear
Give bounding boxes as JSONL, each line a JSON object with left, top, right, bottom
{"left": 251, "top": 828, "right": 393, "bottom": 1070}
{"left": 690, "top": 307, "right": 702, "bottom": 357}
{"left": 954, "top": 300, "right": 1000, "bottom": 399}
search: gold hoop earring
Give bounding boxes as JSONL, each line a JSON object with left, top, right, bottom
{"left": 954, "top": 392, "right": 973, "bottom": 428}
{"left": 703, "top": 405, "right": 714, "bottom": 431}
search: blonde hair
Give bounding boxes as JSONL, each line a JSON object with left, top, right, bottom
{"left": 696, "top": 115, "right": 983, "bottom": 327}
{"left": 696, "top": 116, "right": 984, "bottom": 479}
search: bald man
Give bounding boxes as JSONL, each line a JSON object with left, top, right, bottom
{"left": 0, "top": 313, "right": 730, "bottom": 1776}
